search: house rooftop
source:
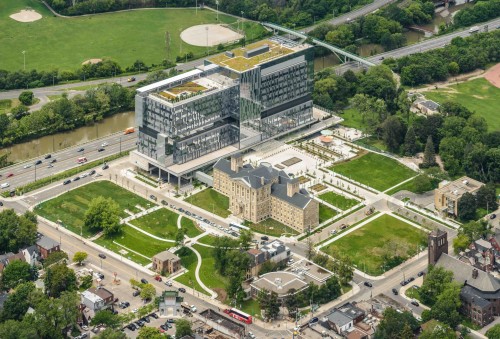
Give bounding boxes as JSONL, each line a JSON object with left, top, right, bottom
{"left": 154, "top": 250, "right": 180, "bottom": 262}
{"left": 36, "top": 235, "right": 59, "bottom": 250}
{"left": 82, "top": 290, "right": 103, "bottom": 304}
{"left": 420, "top": 100, "right": 440, "bottom": 111}
{"left": 436, "top": 176, "right": 484, "bottom": 198}
{"left": 208, "top": 38, "right": 307, "bottom": 72}
{"left": 88, "top": 287, "right": 113, "bottom": 301}
{"left": 251, "top": 271, "right": 308, "bottom": 295}
{"left": 327, "top": 309, "right": 352, "bottom": 327}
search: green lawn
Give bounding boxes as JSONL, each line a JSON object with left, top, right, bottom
{"left": 196, "top": 234, "right": 219, "bottom": 246}
{"left": 129, "top": 208, "right": 179, "bottom": 239}
{"left": 244, "top": 218, "right": 298, "bottom": 237}
{"left": 330, "top": 152, "right": 416, "bottom": 191}
{"left": 94, "top": 226, "right": 173, "bottom": 265}
{"left": 174, "top": 247, "right": 208, "bottom": 296}
{"left": 193, "top": 245, "right": 228, "bottom": 296}
{"left": 238, "top": 298, "right": 262, "bottom": 318}
{"left": 355, "top": 136, "right": 388, "bottom": 152}
{"left": 319, "top": 191, "right": 359, "bottom": 211}
{"left": 187, "top": 188, "right": 230, "bottom": 218}
{"left": 424, "top": 77, "right": 500, "bottom": 131}
{"left": 181, "top": 217, "right": 202, "bottom": 238}
{"left": 323, "top": 214, "right": 427, "bottom": 276}
{"left": 385, "top": 175, "right": 439, "bottom": 196}
{"left": 35, "top": 181, "right": 152, "bottom": 237}
{"left": 0, "top": 0, "right": 265, "bottom": 71}
{"left": 341, "top": 107, "right": 365, "bottom": 130}
{"left": 319, "top": 204, "right": 338, "bottom": 223}
{"left": 0, "top": 99, "right": 12, "bottom": 114}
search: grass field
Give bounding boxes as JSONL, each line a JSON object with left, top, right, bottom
{"left": 324, "top": 213, "right": 427, "bottom": 275}
{"left": 341, "top": 108, "right": 365, "bottom": 130}
{"left": 196, "top": 234, "right": 219, "bottom": 246}
{"left": 330, "top": 152, "right": 416, "bottom": 191}
{"left": 244, "top": 218, "right": 298, "bottom": 237}
{"left": 94, "top": 226, "right": 173, "bottom": 265}
{"left": 1, "top": 0, "right": 265, "bottom": 71}
{"left": 193, "top": 244, "right": 228, "bottom": 296}
{"left": 174, "top": 247, "right": 208, "bottom": 296}
{"left": 187, "top": 188, "right": 230, "bottom": 218}
{"left": 129, "top": 208, "right": 180, "bottom": 239}
{"left": 35, "top": 181, "right": 151, "bottom": 237}
{"left": 385, "top": 175, "right": 439, "bottom": 196}
{"left": 319, "top": 191, "right": 359, "bottom": 211}
{"left": 424, "top": 77, "right": 500, "bottom": 131}
{"left": 319, "top": 204, "right": 338, "bottom": 223}
{"left": 181, "top": 217, "right": 202, "bottom": 238}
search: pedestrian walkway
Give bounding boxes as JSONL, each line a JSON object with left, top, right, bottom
{"left": 124, "top": 221, "right": 175, "bottom": 243}
{"left": 189, "top": 244, "right": 218, "bottom": 299}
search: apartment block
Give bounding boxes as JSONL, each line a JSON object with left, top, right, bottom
{"left": 434, "top": 176, "right": 484, "bottom": 217}
{"left": 131, "top": 37, "right": 315, "bottom": 187}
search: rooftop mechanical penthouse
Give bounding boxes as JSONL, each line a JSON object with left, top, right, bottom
{"left": 131, "top": 37, "right": 315, "bottom": 186}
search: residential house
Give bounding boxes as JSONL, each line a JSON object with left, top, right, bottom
{"left": 36, "top": 235, "right": 60, "bottom": 259}
{"left": 325, "top": 302, "right": 366, "bottom": 336}
{"left": 22, "top": 245, "right": 39, "bottom": 266}
{"left": 81, "top": 287, "right": 114, "bottom": 311}
{"left": 246, "top": 239, "right": 290, "bottom": 278}
{"left": 416, "top": 100, "right": 440, "bottom": 115}
{"left": 152, "top": 251, "right": 181, "bottom": 275}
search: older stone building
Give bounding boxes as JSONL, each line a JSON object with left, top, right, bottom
{"left": 213, "top": 154, "right": 318, "bottom": 232}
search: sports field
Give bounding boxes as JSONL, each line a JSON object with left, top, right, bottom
{"left": 330, "top": 152, "right": 416, "bottom": 191}
{"left": 424, "top": 77, "right": 500, "bottom": 131}
{"left": 1, "top": 0, "right": 265, "bottom": 71}
{"left": 323, "top": 213, "right": 427, "bottom": 275}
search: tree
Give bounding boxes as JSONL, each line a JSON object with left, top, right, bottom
{"left": 18, "top": 91, "right": 34, "bottom": 106}
{"left": 175, "top": 319, "right": 192, "bottom": 338}
{"left": 72, "top": 251, "right": 88, "bottom": 265}
{"left": 426, "top": 283, "right": 462, "bottom": 328}
{"left": 0, "top": 319, "right": 38, "bottom": 338}
{"left": 175, "top": 228, "right": 185, "bottom": 247}
{"left": 457, "top": 192, "right": 477, "bottom": 221}
{"left": 140, "top": 283, "right": 156, "bottom": 301}
{"left": 257, "top": 289, "right": 280, "bottom": 320}
{"left": 238, "top": 229, "right": 254, "bottom": 250}
{"left": 284, "top": 290, "right": 299, "bottom": 319}
{"left": 43, "top": 251, "right": 68, "bottom": 268}
{"left": 137, "top": 326, "right": 163, "bottom": 339}
{"left": 403, "top": 126, "right": 418, "bottom": 156}
{"left": 421, "top": 135, "right": 436, "bottom": 168}
{"left": 486, "top": 324, "right": 500, "bottom": 339}
{"left": 83, "top": 196, "right": 121, "bottom": 235}
{"left": 453, "top": 234, "right": 471, "bottom": 254}
{"left": 44, "top": 263, "right": 77, "bottom": 298}
{"left": 413, "top": 175, "right": 432, "bottom": 193}
{"left": 1, "top": 260, "right": 35, "bottom": 290}
{"left": 375, "top": 308, "right": 419, "bottom": 339}
{"left": 447, "top": 62, "right": 460, "bottom": 76}
{"left": 0, "top": 209, "right": 37, "bottom": 254}
{"left": 79, "top": 275, "right": 93, "bottom": 290}
{"left": 382, "top": 116, "right": 406, "bottom": 152}
{"left": 476, "top": 184, "right": 498, "bottom": 212}
{"left": 419, "top": 266, "right": 453, "bottom": 306}
{"left": 94, "top": 328, "right": 127, "bottom": 339}
{"left": 0, "top": 282, "right": 36, "bottom": 321}
{"left": 90, "top": 310, "right": 122, "bottom": 329}
{"left": 419, "top": 320, "right": 455, "bottom": 339}
{"left": 458, "top": 220, "right": 490, "bottom": 241}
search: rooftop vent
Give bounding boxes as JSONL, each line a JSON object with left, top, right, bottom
{"left": 225, "top": 51, "right": 235, "bottom": 58}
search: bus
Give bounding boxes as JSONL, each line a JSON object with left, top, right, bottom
{"left": 77, "top": 157, "right": 87, "bottom": 164}
{"left": 229, "top": 222, "right": 250, "bottom": 232}
{"left": 223, "top": 308, "right": 252, "bottom": 324}
{"left": 124, "top": 127, "right": 135, "bottom": 135}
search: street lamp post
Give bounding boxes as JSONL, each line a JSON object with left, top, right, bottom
{"left": 216, "top": 0, "right": 219, "bottom": 21}
{"left": 34, "top": 163, "right": 37, "bottom": 181}
{"left": 22, "top": 51, "right": 26, "bottom": 70}
{"left": 206, "top": 26, "right": 209, "bottom": 56}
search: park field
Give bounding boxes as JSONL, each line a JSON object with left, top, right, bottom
{"left": 34, "top": 181, "right": 152, "bottom": 237}
{"left": 424, "top": 77, "right": 500, "bottom": 131}
{"left": 330, "top": 152, "right": 416, "bottom": 191}
{"left": 187, "top": 188, "right": 230, "bottom": 218}
{"left": 1, "top": 0, "right": 265, "bottom": 71}
{"left": 319, "top": 191, "right": 359, "bottom": 211}
{"left": 323, "top": 213, "right": 427, "bottom": 275}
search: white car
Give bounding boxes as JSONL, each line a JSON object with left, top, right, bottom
{"left": 0, "top": 183, "right": 10, "bottom": 189}
{"left": 248, "top": 332, "right": 256, "bottom": 339}
{"left": 23, "top": 164, "right": 31, "bottom": 169}
{"left": 132, "top": 308, "right": 138, "bottom": 313}
{"left": 80, "top": 173, "right": 88, "bottom": 179}
{"left": 165, "top": 280, "right": 173, "bottom": 287}
{"left": 101, "top": 142, "right": 108, "bottom": 147}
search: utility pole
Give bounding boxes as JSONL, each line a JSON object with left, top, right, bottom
{"left": 22, "top": 51, "right": 26, "bottom": 70}
{"left": 206, "top": 26, "right": 209, "bottom": 56}
{"left": 216, "top": 0, "right": 219, "bottom": 21}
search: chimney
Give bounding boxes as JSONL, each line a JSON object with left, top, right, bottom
{"left": 472, "top": 268, "right": 478, "bottom": 279}
{"left": 287, "top": 178, "right": 299, "bottom": 197}
{"left": 260, "top": 177, "right": 265, "bottom": 186}
{"left": 230, "top": 153, "right": 243, "bottom": 173}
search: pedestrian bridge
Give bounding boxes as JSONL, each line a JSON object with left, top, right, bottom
{"left": 261, "top": 22, "right": 376, "bottom": 68}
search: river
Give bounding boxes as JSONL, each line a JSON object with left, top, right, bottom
{"left": 0, "top": 111, "right": 135, "bottom": 163}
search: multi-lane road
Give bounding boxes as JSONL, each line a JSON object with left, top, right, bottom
{"left": 0, "top": 131, "right": 137, "bottom": 192}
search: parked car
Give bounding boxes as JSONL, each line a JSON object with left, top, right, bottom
{"left": 160, "top": 324, "right": 167, "bottom": 331}
{"left": 128, "top": 77, "right": 136, "bottom": 82}
{"left": 127, "top": 324, "right": 137, "bottom": 331}
{"left": 364, "top": 281, "right": 373, "bottom": 288}
{"left": 491, "top": 214, "right": 497, "bottom": 220}
{"left": 50, "top": 159, "right": 57, "bottom": 163}
{"left": 165, "top": 280, "right": 173, "bottom": 287}
{"left": 63, "top": 180, "right": 71, "bottom": 185}
{"left": 89, "top": 170, "right": 96, "bottom": 176}
{"left": 149, "top": 195, "right": 157, "bottom": 201}
{"left": 261, "top": 236, "right": 269, "bottom": 241}
{"left": 6, "top": 173, "right": 13, "bottom": 178}
{"left": 161, "top": 200, "right": 168, "bottom": 206}
{"left": 98, "top": 253, "right": 106, "bottom": 259}
{"left": 411, "top": 300, "right": 420, "bottom": 307}
{"left": 101, "top": 142, "right": 108, "bottom": 147}
{"left": 178, "top": 287, "right": 186, "bottom": 293}
{"left": 309, "top": 317, "right": 319, "bottom": 325}
{"left": 35, "top": 160, "right": 42, "bottom": 165}
{"left": 142, "top": 316, "right": 150, "bottom": 323}
{"left": 408, "top": 277, "right": 415, "bottom": 282}
{"left": 44, "top": 154, "right": 52, "bottom": 159}
{"left": 417, "top": 271, "right": 425, "bottom": 277}
{"left": 392, "top": 288, "right": 398, "bottom": 295}
{"left": 133, "top": 290, "right": 140, "bottom": 297}
{"left": 167, "top": 319, "right": 175, "bottom": 324}
{"left": 154, "top": 275, "right": 162, "bottom": 282}
{"left": 23, "top": 164, "right": 31, "bottom": 169}
{"left": 102, "top": 164, "right": 109, "bottom": 170}
{"left": 150, "top": 313, "right": 159, "bottom": 319}
{"left": 141, "top": 278, "right": 148, "bottom": 284}
{"left": 72, "top": 177, "right": 80, "bottom": 182}
{"left": 97, "top": 148, "right": 105, "bottom": 152}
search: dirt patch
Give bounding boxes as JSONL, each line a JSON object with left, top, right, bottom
{"left": 82, "top": 58, "right": 103, "bottom": 65}
{"left": 10, "top": 9, "right": 42, "bottom": 22}
{"left": 472, "top": 95, "right": 485, "bottom": 99}
{"left": 213, "top": 287, "right": 227, "bottom": 302}
{"left": 484, "top": 63, "right": 500, "bottom": 88}
{"left": 180, "top": 24, "right": 243, "bottom": 47}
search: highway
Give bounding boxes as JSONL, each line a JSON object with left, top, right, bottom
{"left": 303, "top": 0, "right": 397, "bottom": 33}
{"left": 0, "top": 131, "right": 137, "bottom": 192}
